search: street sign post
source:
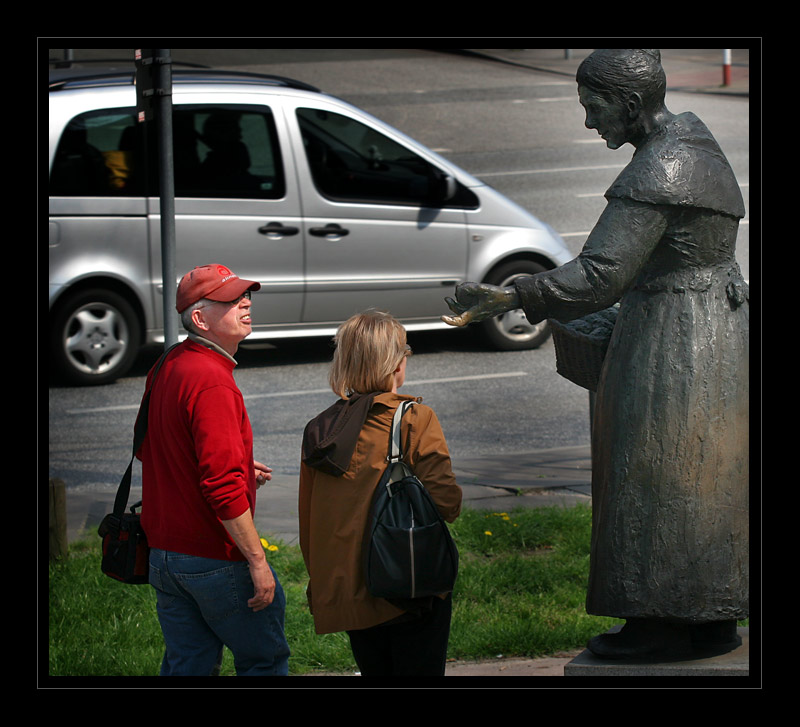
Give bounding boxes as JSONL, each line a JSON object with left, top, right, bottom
{"left": 135, "top": 49, "right": 178, "bottom": 348}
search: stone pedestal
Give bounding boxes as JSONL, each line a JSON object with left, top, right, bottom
{"left": 564, "top": 627, "right": 750, "bottom": 677}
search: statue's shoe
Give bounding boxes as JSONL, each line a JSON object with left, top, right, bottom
{"left": 587, "top": 619, "right": 693, "bottom": 660}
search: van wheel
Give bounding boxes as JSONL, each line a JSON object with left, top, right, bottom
{"left": 478, "top": 260, "right": 551, "bottom": 350}
{"left": 51, "top": 289, "right": 141, "bottom": 385}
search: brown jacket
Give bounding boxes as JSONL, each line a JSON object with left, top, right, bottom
{"left": 299, "top": 392, "right": 462, "bottom": 635}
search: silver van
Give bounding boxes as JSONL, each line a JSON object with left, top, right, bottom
{"left": 49, "top": 68, "right": 572, "bottom": 385}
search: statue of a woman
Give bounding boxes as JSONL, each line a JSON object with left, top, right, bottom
{"left": 444, "top": 49, "right": 748, "bottom": 659}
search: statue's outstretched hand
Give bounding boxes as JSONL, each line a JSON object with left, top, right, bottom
{"left": 442, "top": 283, "right": 518, "bottom": 327}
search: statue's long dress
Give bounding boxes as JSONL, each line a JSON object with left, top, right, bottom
{"left": 517, "top": 112, "right": 749, "bottom": 622}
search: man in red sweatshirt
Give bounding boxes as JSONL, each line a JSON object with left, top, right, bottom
{"left": 139, "top": 263, "right": 289, "bottom": 676}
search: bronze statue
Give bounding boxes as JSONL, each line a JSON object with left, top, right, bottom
{"left": 444, "top": 49, "right": 748, "bottom": 659}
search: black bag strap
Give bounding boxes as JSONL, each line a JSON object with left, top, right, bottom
{"left": 110, "top": 343, "right": 179, "bottom": 519}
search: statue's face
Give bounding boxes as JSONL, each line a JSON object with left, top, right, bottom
{"left": 578, "top": 86, "right": 631, "bottom": 150}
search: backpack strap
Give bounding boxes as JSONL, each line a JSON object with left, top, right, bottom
{"left": 388, "top": 400, "right": 415, "bottom": 463}
{"left": 385, "top": 400, "right": 416, "bottom": 492}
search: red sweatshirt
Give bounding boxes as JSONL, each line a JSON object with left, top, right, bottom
{"left": 139, "top": 340, "right": 256, "bottom": 561}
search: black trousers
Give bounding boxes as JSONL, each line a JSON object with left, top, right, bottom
{"left": 347, "top": 594, "right": 452, "bottom": 676}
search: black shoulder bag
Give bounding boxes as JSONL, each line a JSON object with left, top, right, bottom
{"left": 363, "top": 400, "right": 459, "bottom": 601}
{"left": 97, "top": 345, "right": 177, "bottom": 584}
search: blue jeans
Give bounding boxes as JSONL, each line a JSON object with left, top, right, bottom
{"left": 149, "top": 549, "right": 290, "bottom": 676}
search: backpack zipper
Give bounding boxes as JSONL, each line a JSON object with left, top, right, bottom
{"left": 409, "top": 505, "right": 415, "bottom": 598}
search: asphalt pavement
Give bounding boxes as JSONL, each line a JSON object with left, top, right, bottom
{"left": 57, "top": 44, "right": 751, "bottom": 546}
{"left": 50, "top": 47, "right": 752, "bottom": 680}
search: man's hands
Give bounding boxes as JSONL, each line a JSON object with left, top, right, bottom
{"left": 246, "top": 558, "right": 277, "bottom": 612}
{"left": 222, "top": 509, "right": 275, "bottom": 611}
{"left": 442, "top": 283, "right": 520, "bottom": 327}
{"left": 254, "top": 460, "right": 272, "bottom": 489}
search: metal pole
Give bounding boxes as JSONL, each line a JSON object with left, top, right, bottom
{"left": 155, "top": 50, "right": 178, "bottom": 348}
{"left": 723, "top": 49, "right": 732, "bottom": 87}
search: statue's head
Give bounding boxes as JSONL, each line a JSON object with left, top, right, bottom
{"left": 576, "top": 49, "right": 667, "bottom": 109}
{"left": 577, "top": 50, "right": 668, "bottom": 149}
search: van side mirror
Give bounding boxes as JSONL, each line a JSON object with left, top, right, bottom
{"left": 442, "top": 173, "right": 456, "bottom": 201}
{"left": 429, "top": 170, "right": 456, "bottom": 205}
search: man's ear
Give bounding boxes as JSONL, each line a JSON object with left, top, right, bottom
{"left": 191, "top": 307, "right": 210, "bottom": 332}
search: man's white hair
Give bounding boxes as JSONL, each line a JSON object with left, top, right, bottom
{"left": 180, "top": 299, "right": 208, "bottom": 335}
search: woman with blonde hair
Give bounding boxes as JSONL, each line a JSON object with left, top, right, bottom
{"left": 299, "top": 309, "right": 462, "bottom": 676}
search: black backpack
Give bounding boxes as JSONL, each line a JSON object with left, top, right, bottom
{"left": 363, "top": 401, "right": 459, "bottom": 600}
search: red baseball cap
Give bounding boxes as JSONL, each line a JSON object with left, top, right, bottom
{"left": 176, "top": 264, "right": 261, "bottom": 313}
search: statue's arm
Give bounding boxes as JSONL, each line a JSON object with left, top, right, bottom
{"left": 444, "top": 199, "right": 667, "bottom": 327}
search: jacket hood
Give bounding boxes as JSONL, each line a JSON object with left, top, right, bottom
{"left": 302, "top": 392, "right": 419, "bottom": 476}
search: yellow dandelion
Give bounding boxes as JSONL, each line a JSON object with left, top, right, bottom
{"left": 484, "top": 530, "right": 493, "bottom": 536}
{"left": 260, "top": 538, "right": 279, "bottom": 552}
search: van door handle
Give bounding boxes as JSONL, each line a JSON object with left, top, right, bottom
{"left": 309, "top": 223, "right": 350, "bottom": 237}
{"left": 259, "top": 222, "right": 299, "bottom": 236}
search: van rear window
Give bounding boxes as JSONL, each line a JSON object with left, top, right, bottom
{"left": 50, "top": 104, "right": 286, "bottom": 200}
{"left": 50, "top": 109, "right": 144, "bottom": 196}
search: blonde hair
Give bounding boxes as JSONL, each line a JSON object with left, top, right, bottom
{"left": 329, "top": 309, "right": 408, "bottom": 399}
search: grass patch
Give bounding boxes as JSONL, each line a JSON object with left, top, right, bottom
{"left": 446, "top": 506, "right": 619, "bottom": 660}
{"left": 48, "top": 504, "right": 622, "bottom": 676}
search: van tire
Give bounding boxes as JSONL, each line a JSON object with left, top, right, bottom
{"left": 51, "top": 289, "right": 141, "bottom": 385}
{"left": 478, "top": 260, "right": 551, "bottom": 350}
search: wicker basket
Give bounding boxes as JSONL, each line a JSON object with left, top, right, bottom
{"left": 549, "top": 307, "right": 619, "bottom": 392}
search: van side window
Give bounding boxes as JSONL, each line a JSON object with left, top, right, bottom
{"left": 297, "top": 107, "right": 457, "bottom": 207}
{"left": 50, "top": 105, "right": 285, "bottom": 200}
{"left": 172, "top": 105, "right": 285, "bottom": 199}
{"left": 50, "top": 109, "right": 143, "bottom": 196}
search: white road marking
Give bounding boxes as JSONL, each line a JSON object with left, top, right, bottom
{"left": 65, "top": 372, "right": 529, "bottom": 414}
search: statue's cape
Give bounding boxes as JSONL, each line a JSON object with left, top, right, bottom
{"left": 606, "top": 112, "right": 746, "bottom": 219}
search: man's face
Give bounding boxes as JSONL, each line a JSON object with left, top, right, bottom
{"left": 194, "top": 292, "right": 253, "bottom": 354}
{"left": 578, "top": 86, "right": 632, "bottom": 150}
